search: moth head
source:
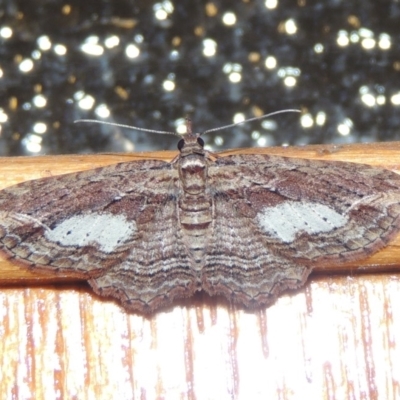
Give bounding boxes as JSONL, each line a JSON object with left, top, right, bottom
{"left": 177, "top": 136, "right": 204, "bottom": 151}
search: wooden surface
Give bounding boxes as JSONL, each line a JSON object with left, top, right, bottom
{"left": 1, "top": 141, "right": 400, "bottom": 399}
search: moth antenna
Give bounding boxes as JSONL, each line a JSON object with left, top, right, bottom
{"left": 202, "top": 109, "right": 301, "bottom": 136}
{"left": 74, "top": 119, "right": 179, "bottom": 136}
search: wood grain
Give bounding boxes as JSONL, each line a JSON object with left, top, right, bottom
{"left": 1, "top": 141, "right": 400, "bottom": 284}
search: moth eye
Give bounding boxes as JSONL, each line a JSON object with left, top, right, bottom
{"left": 197, "top": 137, "right": 204, "bottom": 147}
{"left": 177, "top": 139, "right": 184, "bottom": 150}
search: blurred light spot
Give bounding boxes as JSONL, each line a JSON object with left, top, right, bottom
{"left": 126, "top": 44, "right": 140, "bottom": 58}
{"left": 80, "top": 35, "right": 104, "bottom": 56}
{"left": 284, "top": 19, "right": 297, "bottom": 35}
{"left": 95, "top": 104, "right": 111, "bottom": 118}
{"left": 223, "top": 63, "right": 232, "bottom": 73}
{"left": 155, "top": 8, "right": 168, "bottom": 20}
{"left": 105, "top": 35, "right": 120, "bottom": 49}
{"left": 214, "top": 136, "right": 223, "bottom": 146}
{"left": 32, "top": 50, "right": 41, "bottom": 60}
{"left": 205, "top": 2, "right": 218, "bottom": 17}
{"left": 265, "top": 56, "right": 277, "bottom": 69}
{"left": 0, "top": 67, "right": 3, "bottom": 78}
{"left": 81, "top": 36, "right": 104, "bottom": 56}
{"left": 229, "top": 72, "right": 241, "bottom": 83}
{"left": 222, "top": 12, "right": 236, "bottom": 26}
{"left": 163, "top": 79, "right": 175, "bottom": 91}
{"left": 203, "top": 38, "right": 217, "bottom": 57}
{"left": 361, "top": 93, "right": 376, "bottom": 107}
{"left": 378, "top": 33, "right": 391, "bottom": 50}
{"left": 54, "top": 44, "right": 67, "bottom": 55}
{"left": 390, "top": 92, "right": 400, "bottom": 105}
{"left": 261, "top": 120, "right": 278, "bottom": 130}
{"left": 9, "top": 97, "right": 17, "bottom": 110}
{"left": 33, "top": 122, "right": 47, "bottom": 134}
{"left": 110, "top": 17, "right": 137, "bottom": 29}
{"left": 314, "top": 43, "right": 324, "bottom": 53}
{"left": 176, "top": 118, "right": 186, "bottom": 134}
{"left": 283, "top": 76, "right": 296, "bottom": 87}
{"left": 350, "top": 31, "right": 360, "bottom": 43}
{"left": 252, "top": 106, "right": 264, "bottom": 117}
{"left": 114, "top": 86, "right": 129, "bottom": 100}
{"left": 195, "top": 26, "right": 205, "bottom": 36}
{"left": 152, "top": 110, "right": 162, "bottom": 119}
{"left": 233, "top": 113, "right": 245, "bottom": 124}
{"left": 37, "top": 35, "right": 52, "bottom": 51}
{"left": 62, "top": 4, "right": 71, "bottom": 14}
{"left": 359, "top": 27, "right": 373, "bottom": 38}
{"left": 134, "top": 34, "right": 144, "bottom": 43}
{"left": 22, "top": 102, "right": 32, "bottom": 110}
{"left": 337, "top": 30, "right": 349, "bottom": 47}
{"left": 376, "top": 95, "right": 386, "bottom": 105}
{"left": 300, "top": 113, "right": 314, "bottom": 128}
{"left": 359, "top": 86, "right": 386, "bottom": 107}
{"left": 172, "top": 36, "right": 181, "bottom": 46}
{"left": 153, "top": 1, "right": 174, "bottom": 20}
{"left": 169, "top": 50, "right": 179, "bottom": 60}
{"left": 257, "top": 137, "right": 267, "bottom": 146}
{"left": 347, "top": 15, "right": 360, "bottom": 28}
{"left": 315, "top": 112, "right": 326, "bottom": 126}
{"left": 75, "top": 92, "right": 95, "bottom": 110}
{"left": 337, "top": 118, "right": 353, "bottom": 136}
{"left": 143, "top": 75, "right": 155, "bottom": 85}
{"left": 223, "top": 63, "right": 242, "bottom": 83}
{"left": 33, "top": 94, "right": 47, "bottom": 108}
{"left": 251, "top": 130, "right": 260, "bottom": 140}
{"left": 277, "top": 66, "right": 300, "bottom": 77}
{"left": 0, "top": 108, "right": 8, "bottom": 123}
{"left": 0, "top": 26, "right": 12, "bottom": 39}
{"left": 19, "top": 58, "right": 34, "bottom": 72}
{"left": 123, "top": 140, "right": 135, "bottom": 152}
{"left": 22, "top": 134, "right": 42, "bottom": 153}
{"left": 361, "top": 37, "right": 375, "bottom": 49}
{"left": 81, "top": 42, "right": 103, "bottom": 56}
{"left": 265, "top": 0, "right": 278, "bottom": 9}
{"left": 248, "top": 52, "right": 260, "bottom": 62}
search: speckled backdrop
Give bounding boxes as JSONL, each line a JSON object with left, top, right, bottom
{"left": 0, "top": 0, "right": 400, "bottom": 156}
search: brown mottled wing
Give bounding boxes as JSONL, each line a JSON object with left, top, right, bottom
{"left": 203, "top": 154, "right": 400, "bottom": 307}
{"left": 0, "top": 160, "right": 198, "bottom": 312}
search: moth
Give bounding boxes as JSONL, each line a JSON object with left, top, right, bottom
{"left": 1, "top": 114, "right": 400, "bottom": 313}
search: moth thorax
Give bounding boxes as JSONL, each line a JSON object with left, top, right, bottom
{"left": 179, "top": 155, "right": 208, "bottom": 195}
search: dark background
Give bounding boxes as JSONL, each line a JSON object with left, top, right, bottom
{"left": 1, "top": 0, "right": 400, "bottom": 156}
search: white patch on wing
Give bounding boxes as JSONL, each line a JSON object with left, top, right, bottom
{"left": 256, "top": 201, "right": 348, "bottom": 243}
{"left": 45, "top": 213, "right": 136, "bottom": 252}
